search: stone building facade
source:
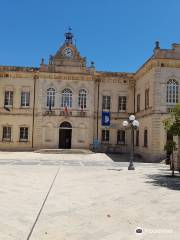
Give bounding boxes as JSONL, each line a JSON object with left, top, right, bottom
{"left": 0, "top": 30, "right": 179, "bottom": 162}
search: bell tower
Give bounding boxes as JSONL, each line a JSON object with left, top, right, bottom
{"left": 64, "top": 27, "right": 74, "bottom": 45}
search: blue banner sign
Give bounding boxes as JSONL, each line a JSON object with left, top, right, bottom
{"left": 102, "top": 111, "right": 110, "bottom": 126}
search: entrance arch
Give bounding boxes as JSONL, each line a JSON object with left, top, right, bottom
{"left": 59, "top": 121, "right": 72, "bottom": 149}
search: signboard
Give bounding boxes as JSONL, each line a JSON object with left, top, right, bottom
{"left": 101, "top": 111, "right": 110, "bottom": 126}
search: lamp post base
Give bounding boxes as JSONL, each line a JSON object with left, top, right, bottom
{"left": 128, "top": 162, "right": 135, "bottom": 170}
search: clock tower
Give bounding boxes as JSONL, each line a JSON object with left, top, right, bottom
{"left": 45, "top": 27, "right": 87, "bottom": 73}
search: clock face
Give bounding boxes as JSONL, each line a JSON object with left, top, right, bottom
{"left": 64, "top": 48, "right": 73, "bottom": 58}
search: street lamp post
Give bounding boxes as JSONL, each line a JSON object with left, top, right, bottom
{"left": 123, "top": 115, "right": 139, "bottom": 170}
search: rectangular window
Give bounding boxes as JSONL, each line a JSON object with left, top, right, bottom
{"left": 2, "top": 127, "right": 11, "bottom": 141}
{"left": 4, "top": 91, "right": 13, "bottom": 106}
{"left": 118, "top": 96, "right": 126, "bottom": 112}
{"left": 144, "top": 129, "right": 148, "bottom": 147}
{"left": 137, "top": 94, "right": 140, "bottom": 112}
{"left": 136, "top": 130, "right": 139, "bottom": 146}
{"left": 20, "top": 127, "right": 28, "bottom": 141}
{"left": 21, "top": 92, "right": 30, "bottom": 107}
{"left": 117, "top": 130, "right": 125, "bottom": 144}
{"left": 102, "top": 96, "right": 111, "bottom": 110}
{"left": 102, "top": 129, "right": 109, "bottom": 142}
{"left": 145, "top": 89, "right": 149, "bottom": 110}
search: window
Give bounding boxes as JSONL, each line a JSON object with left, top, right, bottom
{"left": 2, "top": 127, "right": 11, "bottom": 141}
{"left": 117, "top": 130, "right": 125, "bottom": 144}
{"left": 78, "top": 89, "right": 87, "bottom": 109}
{"left": 61, "top": 88, "right": 72, "bottom": 108}
{"left": 102, "top": 129, "right": 109, "bottom": 142}
{"left": 118, "top": 96, "right": 126, "bottom": 112}
{"left": 102, "top": 96, "right": 111, "bottom": 110}
{"left": 145, "top": 89, "right": 149, "bottom": 109}
{"left": 144, "top": 129, "right": 148, "bottom": 147}
{"left": 167, "top": 79, "right": 178, "bottom": 104}
{"left": 47, "top": 88, "right": 55, "bottom": 108}
{"left": 20, "top": 127, "right": 28, "bottom": 141}
{"left": 136, "top": 130, "right": 139, "bottom": 146}
{"left": 137, "top": 94, "right": 140, "bottom": 112}
{"left": 21, "top": 92, "right": 30, "bottom": 107}
{"left": 4, "top": 91, "right": 13, "bottom": 106}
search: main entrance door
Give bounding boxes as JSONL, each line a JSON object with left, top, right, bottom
{"left": 59, "top": 122, "right": 72, "bottom": 149}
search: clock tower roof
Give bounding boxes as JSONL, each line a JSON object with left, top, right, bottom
{"left": 40, "top": 28, "right": 92, "bottom": 73}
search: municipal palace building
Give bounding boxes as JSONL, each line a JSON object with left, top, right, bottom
{"left": 0, "top": 29, "right": 179, "bottom": 162}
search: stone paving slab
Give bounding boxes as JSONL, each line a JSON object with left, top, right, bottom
{"left": 0, "top": 152, "right": 179, "bottom": 240}
{"left": 0, "top": 165, "right": 58, "bottom": 240}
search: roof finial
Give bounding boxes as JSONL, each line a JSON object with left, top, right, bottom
{"left": 155, "top": 41, "right": 160, "bottom": 49}
{"left": 65, "top": 27, "right": 74, "bottom": 44}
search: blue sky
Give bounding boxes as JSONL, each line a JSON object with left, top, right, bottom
{"left": 0, "top": 0, "right": 180, "bottom": 72}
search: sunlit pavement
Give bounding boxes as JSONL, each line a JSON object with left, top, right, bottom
{"left": 0, "top": 151, "right": 179, "bottom": 240}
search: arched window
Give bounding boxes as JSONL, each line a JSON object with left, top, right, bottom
{"left": 78, "top": 89, "right": 87, "bottom": 109}
{"left": 47, "top": 88, "right": 55, "bottom": 107}
{"left": 167, "top": 79, "right": 178, "bottom": 104}
{"left": 61, "top": 88, "right": 72, "bottom": 108}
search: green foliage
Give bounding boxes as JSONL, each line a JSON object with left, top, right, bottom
{"left": 163, "top": 103, "right": 180, "bottom": 136}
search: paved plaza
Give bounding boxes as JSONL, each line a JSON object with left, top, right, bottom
{"left": 0, "top": 152, "right": 180, "bottom": 240}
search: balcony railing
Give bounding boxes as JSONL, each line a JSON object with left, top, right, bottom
{"left": 43, "top": 109, "right": 87, "bottom": 117}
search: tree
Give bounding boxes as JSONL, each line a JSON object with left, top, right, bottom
{"left": 163, "top": 103, "right": 180, "bottom": 176}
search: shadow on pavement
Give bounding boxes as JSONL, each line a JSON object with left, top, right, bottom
{"left": 107, "top": 168, "right": 122, "bottom": 171}
{"left": 106, "top": 153, "right": 144, "bottom": 162}
{"left": 145, "top": 173, "right": 180, "bottom": 191}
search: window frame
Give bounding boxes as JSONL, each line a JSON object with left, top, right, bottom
{"left": 4, "top": 91, "right": 13, "bottom": 107}
{"left": 2, "top": 126, "right": 11, "bottom": 141}
{"left": 101, "top": 129, "right": 110, "bottom": 143}
{"left": 21, "top": 91, "right": 30, "bottom": 107}
{"left": 47, "top": 88, "right": 55, "bottom": 108}
{"left": 78, "top": 89, "right": 87, "bottom": 109}
{"left": 61, "top": 88, "right": 72, "bottom": 108}
{"left": 136, "top": 130, "right": 139, "bottom": 147}
{"left": 19, "top": 127, "right": 29, "bottom": 142}
{"left": 102, "top": 95, "right": 111, "bottom": 110}
{"left": 118, "top": 96, "right": 127, "bottom": 112}
{"left": 145, "top": 89, "right": 149, "bottom": 110}
{"left": 144, "top": 129, "right": 148, "bottom": 147}
{"left": 137, "top": 94, "right": 140, "bottom": 112}
{"left": 166, "top": 79, "right": 178, "bottom": 105}
{"left": 117, "top": 130, "right": 125, "bottom": 145}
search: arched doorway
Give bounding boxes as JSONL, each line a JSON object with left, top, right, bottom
{"left": 59, "top": 121, "right": 72, "bottom": 149}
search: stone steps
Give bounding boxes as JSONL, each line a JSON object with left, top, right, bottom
{"left": 34, "top": 149, "right": 94, "bottom": 154}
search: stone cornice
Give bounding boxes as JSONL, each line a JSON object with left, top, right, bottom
{"left": 0, "top": 65, "right": 38, "bottom": 72}
{"left": 135, "top": 58, "right": 180, "bottom": 80}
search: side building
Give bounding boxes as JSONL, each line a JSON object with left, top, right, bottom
{"left": 134, "top": 42, "right": 180, "bottom": 161}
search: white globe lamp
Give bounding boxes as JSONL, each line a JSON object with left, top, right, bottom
{"left": 132, "top": 120, "right": 139, "bottom": 128}
{"left": 129, "top": 114, "right": 135, "bottom": 121}
{"left": 122, "top": 120, "right": 128, "bottom": 127}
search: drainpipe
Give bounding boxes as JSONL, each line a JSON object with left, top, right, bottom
{"left": 32, "top": 74, "right": 37, "bottom": 149}
{"left": 96, "top": 78, "right": 100, "bottom": 140}
{"left": 133, "top": 79, "right": 136, "bottom": 114}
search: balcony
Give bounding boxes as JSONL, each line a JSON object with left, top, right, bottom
{"left": 77, "top": 111, "right": 87, "bottom": 117}
{"left": 43, "top": 110, "right": 56, "bottom": 116}
{"left": 59, "top": 111, "right": 72, "bottom": 116}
